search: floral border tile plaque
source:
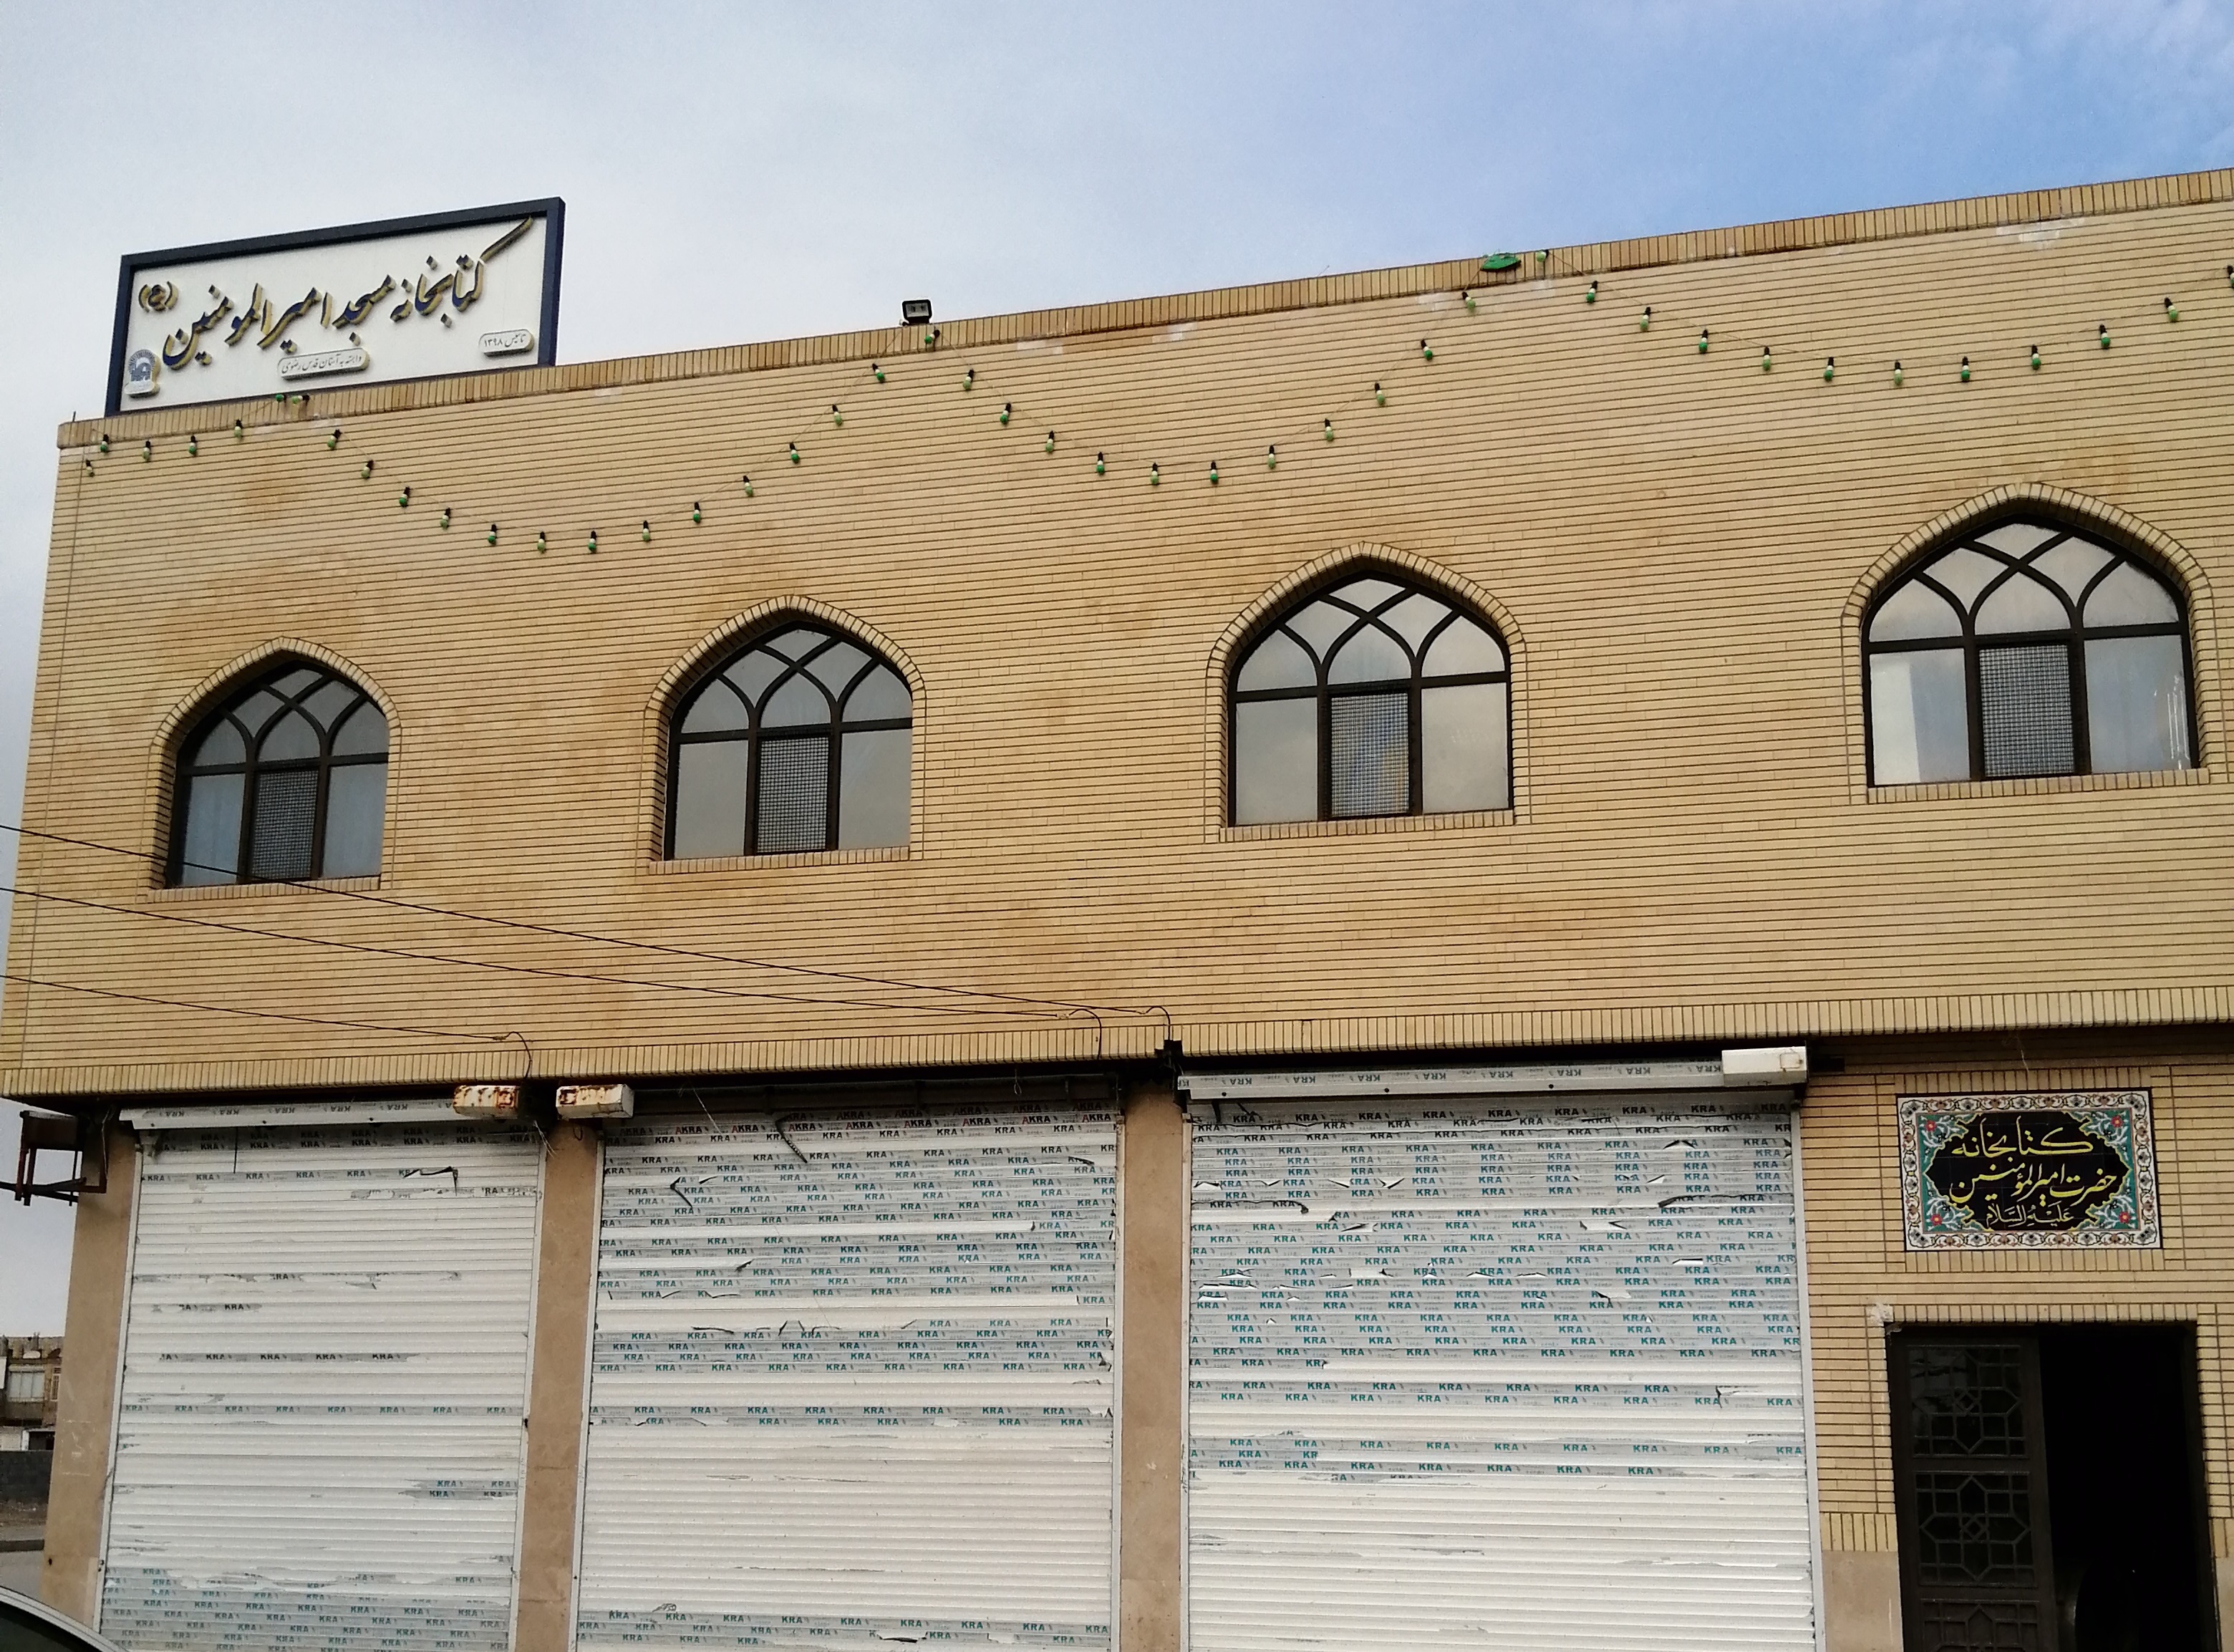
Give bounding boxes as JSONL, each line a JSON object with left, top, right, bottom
{"left": 1897, "top": 1089, "right": 2160, "bottom": 1251}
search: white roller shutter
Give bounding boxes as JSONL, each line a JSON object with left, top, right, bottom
{"left": 98, "top": 1108, "right": 543, "bottom": 1651}
{"left": 574, "top": 1104, "right": 1118, "bottom": 1651}
{"left": 1187, "top": 1095, "right": 1814, "bottom": 1651}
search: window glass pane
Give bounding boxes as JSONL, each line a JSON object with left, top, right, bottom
{"left": 805, "top": 641, "right": 869, "bottom": 693}
{"left": 1380, "top": 592, "right": 1452, "bottom": 650}
{"left": 1869, "top": 581, "right": 1962, "bottom": 642}
{"left": 1236, "top": 629, "right": 1315, "bottom": 692}
{"left": 755, "top": 736, "right": 831, "bottom": 852}
{"left": 1979, "top": 644, "right": 2076, "bottom": 778}
{"left": 681, "top": 678, "right": 748, "bottom": 735}
{"left": 2032, "top": 538, "right": 2113, "bottom": 602}
{"left": 1423, "top": 617, "right": 1505, "bottom": 677}
{"left": 723, "top": 649, "right": 785, "bottom": 706}
{"left": 762, "top": 673, "right": 830, "bottom": 728}
{"left": 1233, "top": 700, "right": 1317, "bottom": 824}
{"left": 760, "top": 627, "right": 825, "bottom": 661}
{"left": 331, "top": 701, "right": 388, "bottom": 756}
{"left": 672, "top": 740, "right": 749, "bottom": 859}
{"left": 838, "top": 728, "right": 912, "bottom": 849}
{"left": 1921, "top": 548, "right": 2005, "bottom": 613}
{"left": 1421, "top": 682, "right": 1510, "bottom": 812}
{"left": 231, "top": 689, "right": 284, "bottom": 736}
{"left": 1330, "top": 576, "right": 1403, "bottom": 612}
{"left": 1976, "top": 523, "right": 2061, "bottom": 557}
{"left": 845, "top": 665, "right": 911, "bottom": 721}
{"left": 1870, "top": 650, "right": 1969, "bottom": 784}
{"left": 321, "top": 763, "right": 387, "bottom": 877}
{"left": 248, "top": 767, "right": 319, "bottom": 880}
{"left": 2084, "top": 562, "right": 2180, "bottom": 627}
{"left": 2086, "top": 636, "right": 2192, "bottom": 773}
{"left": 1327, "top": 622, "right": 1411, "bottom": 685}
{"left": 1329, "top": 692, "right": 1410, "bottom": 817}
{"left": 1975, "top": 571, "right": 2069, "bottom": 636}
{"left": 301, "top": 679, "right": 356, "bottom": 729}
{"left": 271, "top": 667, "right": 320, "bottom": 695}
{"left": 190, "top": 718, "right": 245, "bottom": 767}
{"left": 260, "top": 709, "right": 320, "bottom": 763}
{"left": 1283, "top": 599, "right": 1354, "bottom": 659}
{"left": 178, "top": 772, "right": 243, "bottom": 885}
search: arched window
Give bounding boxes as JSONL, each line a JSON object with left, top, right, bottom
{"left": 1230, "top": 571, "right": 1510, "bottom": 824}
{"left": 668, "top": 622, "right": 912, "bottom": 857}
{"left": 1865, "top": 518, "right": 2195, "bottom": 784}
{"left": 170, "top": 662, "right": 389, "bottom": 885}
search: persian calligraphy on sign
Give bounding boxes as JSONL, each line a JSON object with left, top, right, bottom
{"left": 1897, "top": 1091, "right": 2160, "bottom": 1251}
{"left": 108, "top": 202, "right": 559, "bottom": 413}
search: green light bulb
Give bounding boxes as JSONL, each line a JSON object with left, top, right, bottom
{"left": 692, "top": 503, "right": 702, "bottom": 524}
{"left": 1095, "top": 452, "right": 1106, "bottom": 475}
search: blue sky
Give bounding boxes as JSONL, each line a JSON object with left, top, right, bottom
{"left": 1, "top": 0, "right": 2230, "bottom": 1328}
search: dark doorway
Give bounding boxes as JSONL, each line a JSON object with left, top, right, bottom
{"left": 1890, "top": 1325, "right": 2215, "bottom": 1652}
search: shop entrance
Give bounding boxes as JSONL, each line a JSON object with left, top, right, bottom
{"left": 1889, "top": 1325, "right": 2214, "bottom": 1652}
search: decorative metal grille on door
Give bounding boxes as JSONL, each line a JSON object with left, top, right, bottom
{"left": 100, "top": 1113, "right": 543, "bottom": 1651}
{"left": 1187, "top": 1097, "right": 1814, "bottom": 1651}
{"left": 574, "top": 1105, "right": 1118, "bottom": 1650}
{"left": 1890, "top": 1337, "right": 2059, "bottom": 1652}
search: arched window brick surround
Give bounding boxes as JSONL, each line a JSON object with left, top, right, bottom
{"left": 144, "top": 639, "right": 400, "bottom": 891}
{"left": 641, "top": 598, "right": 927, "bottom": 866}
{"left": 1205, "top": 544, "right": 1527, "bottom": 838}
{"left": 1844, "top": 486, "right": 2220, "bottom": 800}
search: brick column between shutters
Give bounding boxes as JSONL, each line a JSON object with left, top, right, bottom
{"left": 513, "top": 1121, "right": 601, "bottom": 1651}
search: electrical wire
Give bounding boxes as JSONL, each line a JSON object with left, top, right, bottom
{"left": 0, "top": 880, "right": 1070, "bottom": 1023}
{"left": 0, "top": 822, "right": 1145, "bottom": 1018}
{"left": 0, "top": 968, "right": 508, "bottom": 1043}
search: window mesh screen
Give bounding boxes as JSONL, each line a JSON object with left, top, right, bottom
{"left": 755, "top": 736, "right": 831, "bottom": 853}
{"left": 1329, "top": 692, "right": 1409, "bottom": 817}
{"left": 249, "top": 768, "right": 319, "bottom": 880}
{"left": 1980, "top": 646, "right": 2075, "bottom": 778}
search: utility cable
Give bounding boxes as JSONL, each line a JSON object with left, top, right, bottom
{"left": 0, "top": 822, "right": 1145, "bottom": 1018}
{"left": 0, "top": 881, "right": 1067, "bottom": 1022}
{"left": 0, "top": 968, "right": 507, "bottom": 1044}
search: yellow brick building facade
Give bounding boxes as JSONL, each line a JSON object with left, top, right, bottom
{"left": 11, "top": 169, "right": 2234, "bottom": 1651}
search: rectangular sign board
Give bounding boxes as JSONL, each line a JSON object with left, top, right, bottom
{"left": 107, "top": 198, "right": 563, "bottom": 415}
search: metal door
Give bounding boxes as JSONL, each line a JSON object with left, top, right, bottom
{"left": 1187, "top": 1096, "right": 1815, "bottom": 1651}
{"left": 100, "top": 1105, "right": 543, "bottom": 1651}
{"left": 1890, "top": 1335, "right": 2060, "bottom": 1651}
{"left": 574, "top": 1104, "right": 1119, "bottom": 1650}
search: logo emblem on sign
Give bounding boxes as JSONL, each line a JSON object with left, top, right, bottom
{"left": 123, "top": 348, "right": 160, "bottom": 398}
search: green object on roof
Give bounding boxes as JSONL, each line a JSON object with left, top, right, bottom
{"left": 1479, "top": 253, "right": 1521, "bottom": 273}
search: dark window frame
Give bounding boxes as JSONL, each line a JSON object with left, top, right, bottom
{"left": 1862, "top": 511, "right": 2197, "bottom": 786}
{"left": 1227, "top": 566, "right": 1512, "bottom": 824}
{"left": 166, "top": 660, "right": 388, "bottom": 887}
{"left": 665, "top": 622, "right": 913, "bottom": 858}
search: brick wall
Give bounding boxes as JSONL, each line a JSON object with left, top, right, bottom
{"left": 6, "top": 171, "right": 2233, "bottom": 1098}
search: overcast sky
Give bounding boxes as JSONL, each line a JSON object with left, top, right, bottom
{"left": 1, "top": 1, "right": 2230, "bottom": 1331}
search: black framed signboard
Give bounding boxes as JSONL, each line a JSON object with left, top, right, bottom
{"left": 107, "top": 198, "right": 564, "bottom": 415}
